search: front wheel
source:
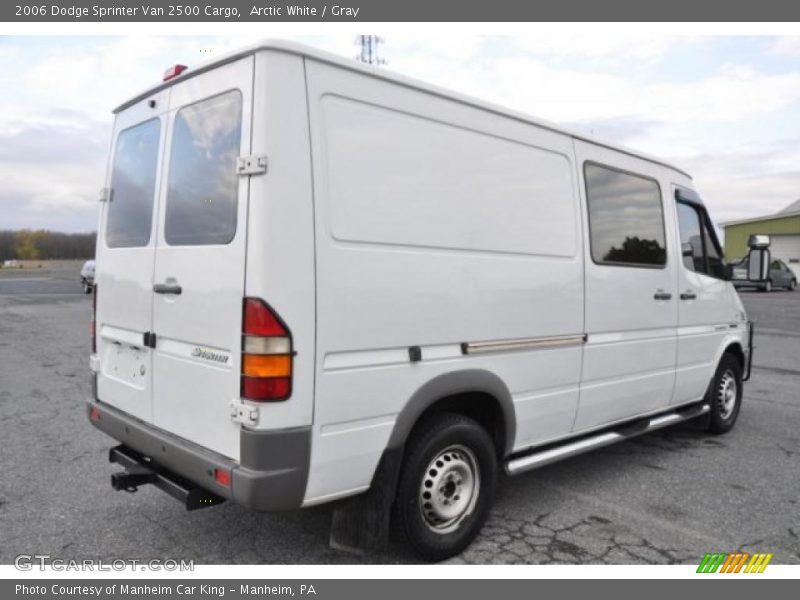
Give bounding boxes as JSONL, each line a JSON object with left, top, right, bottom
{"left": 393, "top": 413, "right": 497, "bottom": 562}
{"left": 706, "top": 353, "right": 743, "bottom": 434}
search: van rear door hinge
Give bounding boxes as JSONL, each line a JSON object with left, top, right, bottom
{"left": 230, "top": 398, "right": 259, "bottom": 426}
{"left": 237, "top": 154, "right": 268, "bottom": 176}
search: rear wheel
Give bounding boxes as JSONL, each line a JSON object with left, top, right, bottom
{"left": 789, "top": 279, "right": 797, "bottom": 291}
{"left": 762, "top": 279, "right": 773, "bottom": 293}
{"left": 393, "top": 413, "right": 497, "bottom": 562}
{"left": 706, "top": 353, "right": 743, "bottom": 434}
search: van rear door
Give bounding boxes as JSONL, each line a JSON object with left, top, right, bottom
{"left": 95, "top": 90, "right": 169, "bottom": 423}
{"left": 150, "top": 57, "right": 254, "bottom": 460}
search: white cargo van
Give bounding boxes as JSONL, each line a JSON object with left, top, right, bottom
{"left": 88, "top": 40, "right": 762, "bottom": 561}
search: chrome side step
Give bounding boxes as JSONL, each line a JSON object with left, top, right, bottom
{"left": 505, "top": 403, "right": 710, "bottom": 476}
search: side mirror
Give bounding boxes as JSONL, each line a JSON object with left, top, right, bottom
{"left": 747, "top": 248, "right": 771, "bottom": 282}
{"left": 681, "top": 242, "right": 693, "bottom": 257}
{"left": 747, "top": 234, "right": 771, "bottom": 249}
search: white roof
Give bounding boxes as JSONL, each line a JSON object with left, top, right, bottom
{"left": 114, "top": 39, "right": 692, "bottom": 179}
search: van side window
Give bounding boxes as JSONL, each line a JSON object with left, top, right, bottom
{"left": 106, "top": 119, "right": 160, "bottom": 248}
{"left": 676, "top": 199, "right": 725, "bottom": 279}
{"left": 584, "top": 163, "right": 667, "bottom": 267}
{"left": 164, "top": 90, "right": 242, "bottom": 246}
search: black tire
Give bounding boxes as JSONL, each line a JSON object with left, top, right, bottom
{"left": 789, "top": 279, "right": 797, "bottom": 292}
{"left": 706, "top": 353, "right": 743, "bottom": 434}
{"left": 393, "top": 412, "right": 497, "bottom": 562}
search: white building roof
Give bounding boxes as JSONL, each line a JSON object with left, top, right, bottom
{"left": 779, "top": 198, "right": 800, "bottom": 214}
{"left": 723, "top": 199, "right": 800, "bottom": 227}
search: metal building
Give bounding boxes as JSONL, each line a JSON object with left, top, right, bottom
{"left": 723, "top": 199, "right": 800, "bottom": 278}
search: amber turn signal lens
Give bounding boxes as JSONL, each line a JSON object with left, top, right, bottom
{"left": 242, "top": 354, "right": 291, "bottom": 378}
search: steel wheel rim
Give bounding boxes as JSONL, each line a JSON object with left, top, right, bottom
{"left": 717, "top": 369, "right": 738, "bottom": 420}
{"left": 419, "top": 444, "right": 480, "bottom": 534}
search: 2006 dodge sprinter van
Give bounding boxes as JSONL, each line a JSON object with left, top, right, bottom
{"left": 88, "top": 40, "right": 757, "bottom": 561}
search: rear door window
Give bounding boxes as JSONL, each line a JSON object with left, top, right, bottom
{"left": 164, "top": 90, "right": 243, "bottom": 246}
{"left": 105, "top": 119, "right": 161, "bottom": 248}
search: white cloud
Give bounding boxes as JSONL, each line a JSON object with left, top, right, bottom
{"left": 2, "top": 35, "right": 799, "bottom": 231}
{"left": 0, "top": 161, "right": 100, "bottom": 212}
{"left": 770, "top": 36, "right": 800, "bottom": 55}
{"left": 675, "top": 141, "right": 800, "bottom": 223}
{"left": 511, "top": 34, "right": 683, "bottom": 64}
{"left": 384, "top": 35, "right": 483, "bottom": 62}
{"left": 390, "top": 54, "right": 800, "bottom": 128}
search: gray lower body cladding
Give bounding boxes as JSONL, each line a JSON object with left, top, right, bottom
{"left": 87, "top": 399, "right": 310, "bottom": 511}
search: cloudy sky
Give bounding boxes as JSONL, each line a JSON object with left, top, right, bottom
{"left": 1, "top": 34, "right": 799, "bottom": 232}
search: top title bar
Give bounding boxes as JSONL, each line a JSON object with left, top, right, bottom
{"left": 4, "top": 0, "right": 800, "bottom": 22}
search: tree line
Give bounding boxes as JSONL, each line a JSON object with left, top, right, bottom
{"left": 0, "top": 230, "right": 96, "bottom": 261}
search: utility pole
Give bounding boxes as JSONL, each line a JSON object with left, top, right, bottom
{"left": 355, "top": 35, "right": 386, "bottom": 66}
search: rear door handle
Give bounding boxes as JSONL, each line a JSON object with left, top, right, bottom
{"left": 680, "top": 291, "right": 697, "bottom": 301}
{"left": 153, "top": 283, "right": 182, "bottom": 295}
{"left": 653, "top": 291, "right": 672, "bottom": 301}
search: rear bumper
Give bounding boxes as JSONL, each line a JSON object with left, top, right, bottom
{"left": 87, "top": 399, "right": 310, "bottom": 511}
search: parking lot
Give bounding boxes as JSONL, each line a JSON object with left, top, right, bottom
{"left": 1, "top": 262, "right": 798, "bottom": 565}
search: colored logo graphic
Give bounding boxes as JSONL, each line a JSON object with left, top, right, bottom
{"left": 697, "top": 552, "right": 773, "bottom": 573}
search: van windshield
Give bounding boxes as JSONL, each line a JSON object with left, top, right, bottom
{"left": 105, "top": 118, "right": 161, "bottom": 248}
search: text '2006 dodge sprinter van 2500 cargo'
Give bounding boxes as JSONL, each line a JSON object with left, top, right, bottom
{"left": 87, "top": 40, "right": 764, "bottom": 561}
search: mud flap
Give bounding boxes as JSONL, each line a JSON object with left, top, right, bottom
{"left": 329, "top": 447, "right": 402, "bottom": 555}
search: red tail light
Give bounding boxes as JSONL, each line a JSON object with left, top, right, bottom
{"left": 91, "top": 285, "right": 97, "bottom": 354}
{"left": 241, "top": 298, "right": 292, "bottom": 402}
{"left": 244, "top": 299, "right": 288, "bottom": 336}
{"left": 214, "top": 468, "right": 231, "bottom": 487}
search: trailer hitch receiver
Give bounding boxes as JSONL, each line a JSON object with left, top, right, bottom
{"left": 108, "top": 445, "right": 225, "bottom": 511}
{"left": 111, "top": 465, "right": 156, "bottom": 492}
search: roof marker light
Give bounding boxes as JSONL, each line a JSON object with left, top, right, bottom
{"left": 163, "top": 64, "right": 188, "bottom": 82}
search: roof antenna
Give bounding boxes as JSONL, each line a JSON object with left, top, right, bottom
{"left": 355, "top": 35, "right": 387, "bottom": 66}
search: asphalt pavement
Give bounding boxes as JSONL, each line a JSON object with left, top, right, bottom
{"left": 0, "top": 264, "right": 798, "bottom": 565}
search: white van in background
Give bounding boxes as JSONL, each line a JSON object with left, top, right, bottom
{"left": 88, "top": 40, "right": 760, "bottom": 561}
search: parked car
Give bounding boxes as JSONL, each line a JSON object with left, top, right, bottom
{"left": 80, "top": 259, "right": 95, "bottom": 294}
{"left": 733, "top": 258, "right": 796, "bottom": 292}
{"left": 2, "top": 259, "right": 20, "bottom": 269}
{"left": 87, "top": 40, "right": 754, "bottom": 561}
